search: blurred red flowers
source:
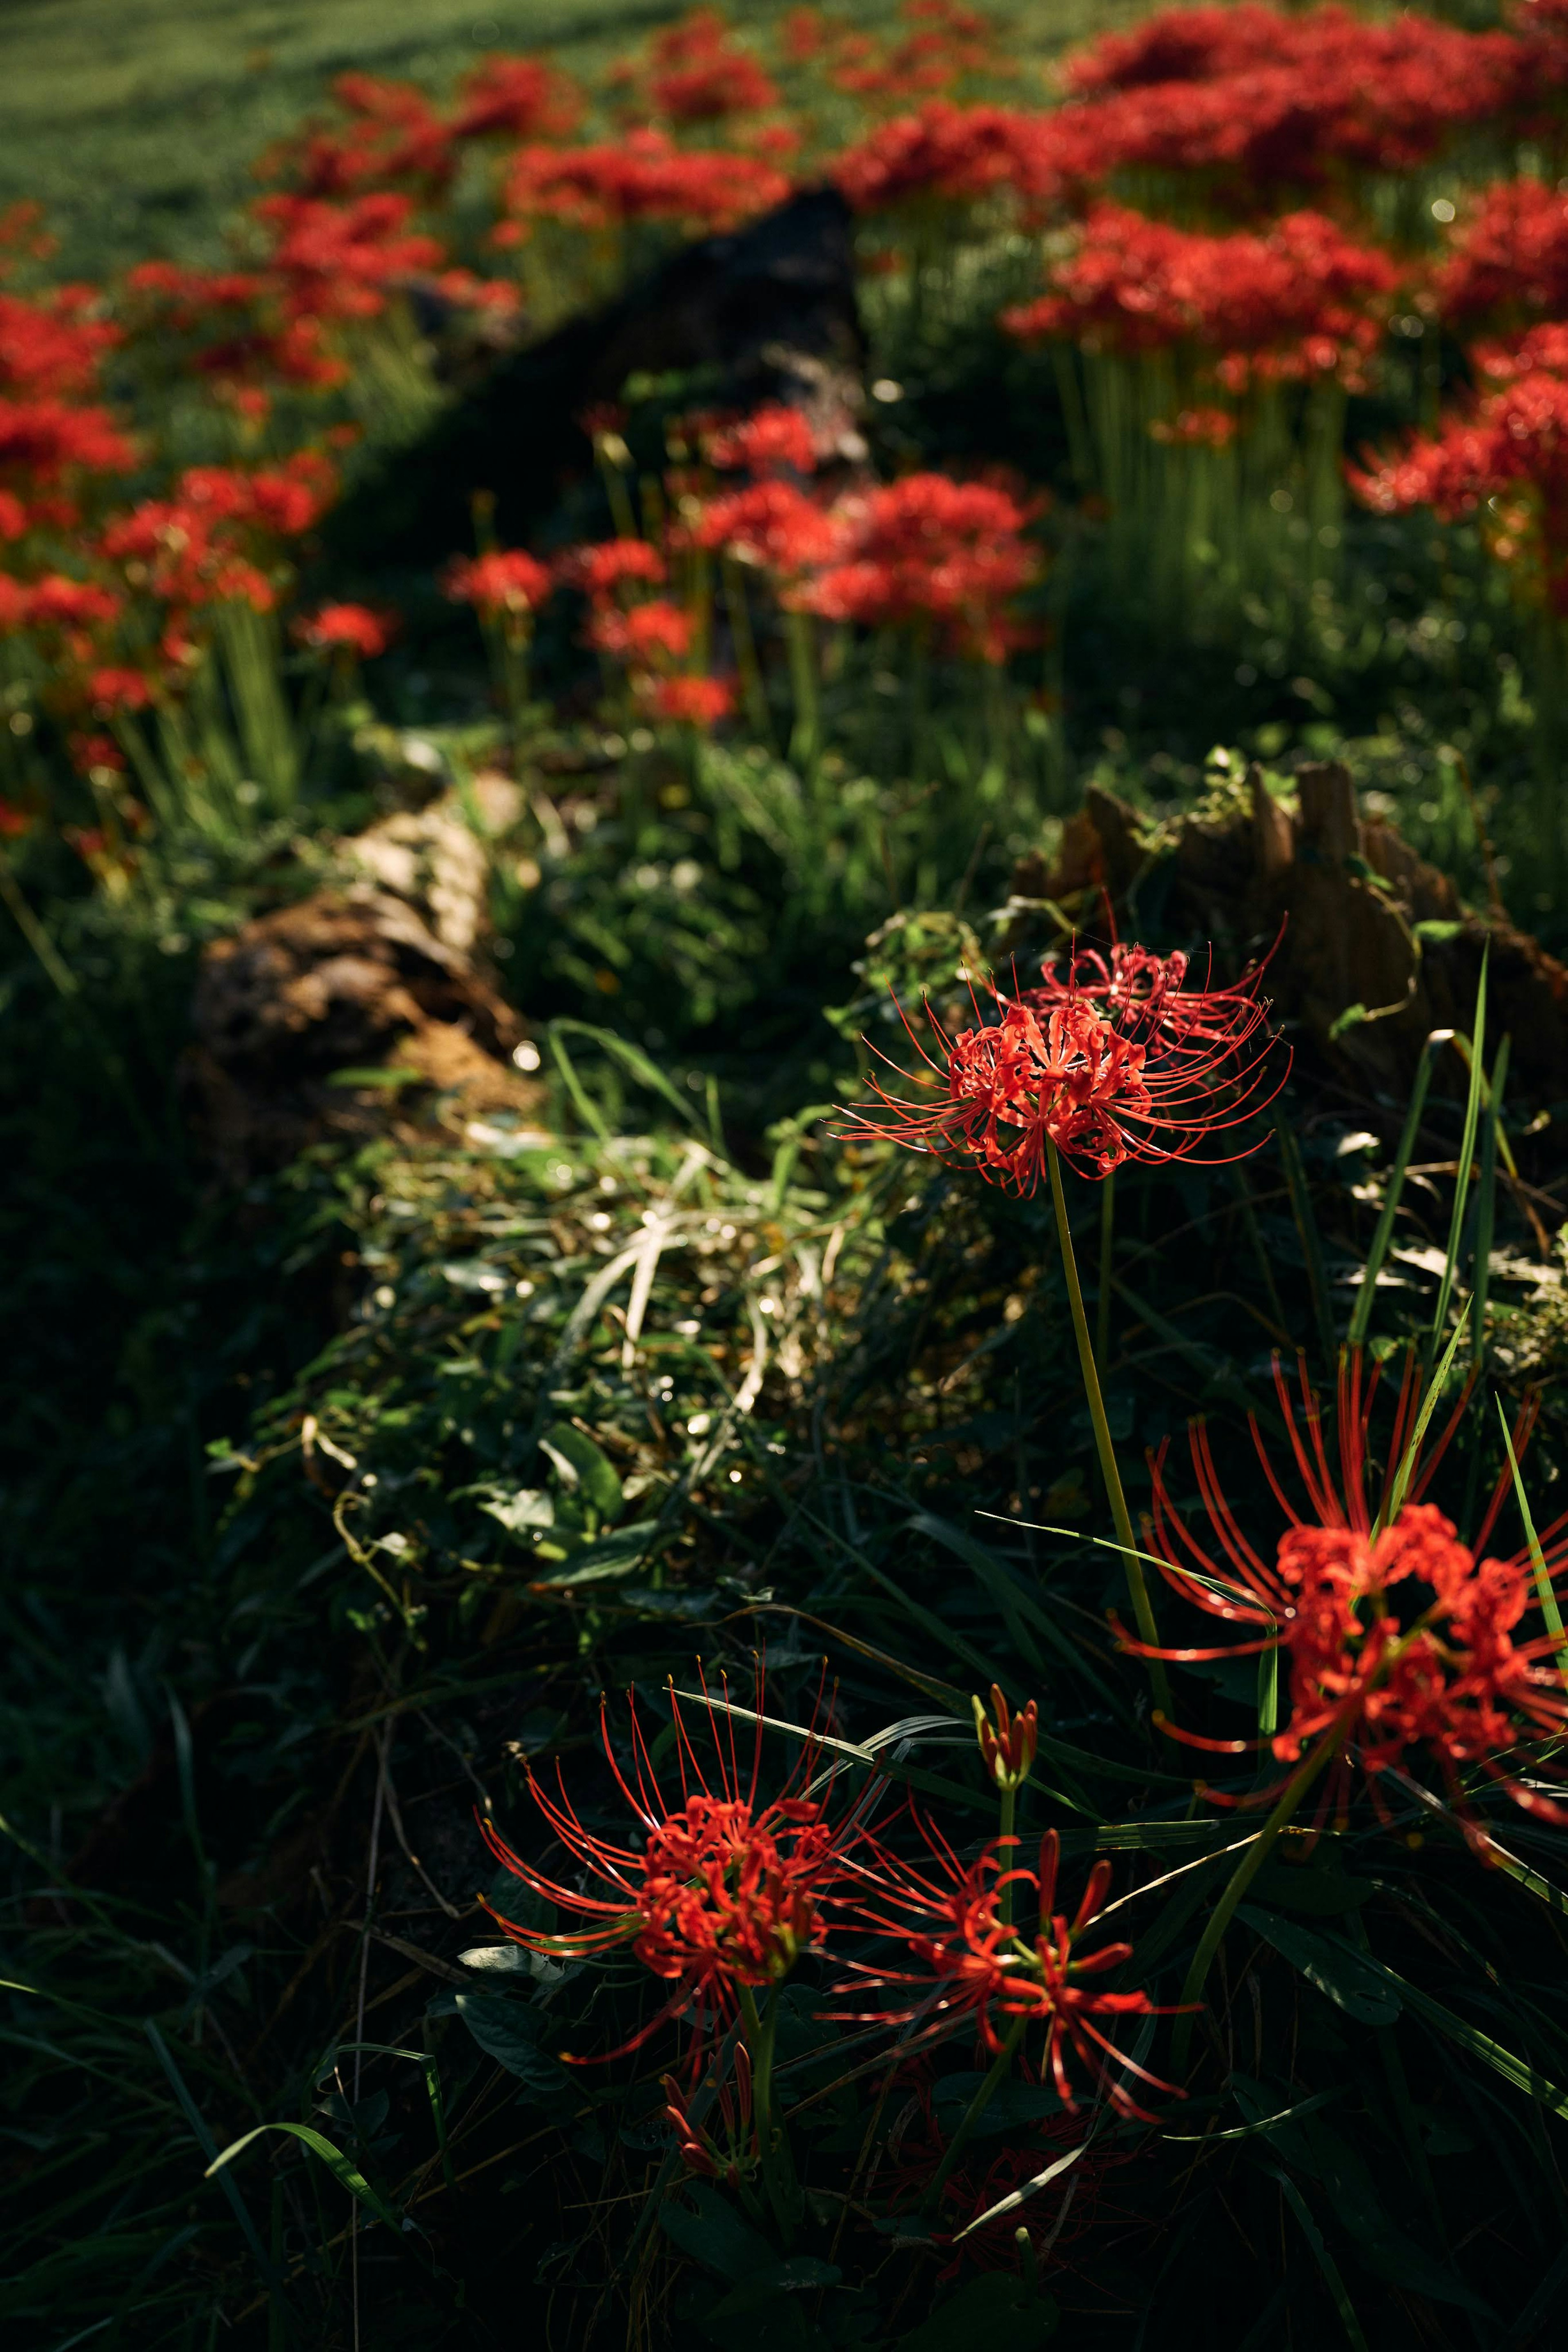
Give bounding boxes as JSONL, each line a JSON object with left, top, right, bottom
{"left": 294, "top": 601, "right": 395, "bottom": 658}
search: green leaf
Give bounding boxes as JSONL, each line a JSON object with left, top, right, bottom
{"left": 1266, "top": 2171, "right": 1369, "bottom": 2352}
{"left": 896, "top": 2271, "right": 1058, "bottom": 2351}
{"left": 530, "top": 1521, "right": 659, "bottom": 1589}
{"left": 454, "top": 1992, "right": 575, "bottom": 2104}
{"left": 657, "top": 2182, "right": 777, "bottom": 2282}
{"left": 541, "top": 1422, "right": 624, "bottom": 1519}
{"left": 1238, "top": 1907, "right": 1401, "bottom": 2024}
{"left": 1412, "top": 919, "right": 1464, "bottom": 945}
{"left": 206, "top": 2122, "right": 401, "bottom": 2233}
{"left": 478, "top": 1487, "right": 555, "bottom": 1536}
{"left": 704, "top": 2255, "right": 842, "bottom": 2320}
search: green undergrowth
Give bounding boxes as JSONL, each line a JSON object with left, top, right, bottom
{"left": 9, "top": 927, "right": 1568, "bottom": 2341}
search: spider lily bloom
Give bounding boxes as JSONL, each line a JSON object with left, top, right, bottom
{"left": 482, "top": 1670, "right": 860, "bottom": 2069}
{"left": 973, "top": 1684, "right": 1037, "bottom": 1792}
{"left": 835, "top": 1817, "right": 1182, "bottom": 2121}
{"left": 1128, "top": 1354, "right": 1568, "bottom": 1826}
{"left": 838, "top": 951, "right": 1281, "bottom": 1189}
{"left": 443, "top": 548, "right": 552, "bottom": 625}
{"left": 294, "top": 600, "right": 394, "bottom": 659}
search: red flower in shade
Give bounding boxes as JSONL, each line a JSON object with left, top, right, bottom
{"left": 586, "top": 596, "right": 693, "bottom": 663}
{"left": 1351, "top": 326, "right": 1568, "bottom": 613}
{"left": 1432, "top": 178, "right": 1568, "bottom": 334}
{"left": 0, "top": 796, "right": 32, "bottom": 838}
{"left": 831, "top": 101, "right": 1088, "bottom": 216}
{"left": 1002, "top": 205, "right": 1397, "bottom": 396}
{"left": 86, "top": 667, "right": 154, "bottom": 713}
{"left": 840, "top": 946, "right": 1281, "bottom": 1188}
{"left": 294, "top": 601, "right": 394, "bottom": 658}
{"left": 253, "top": 192, "right": 445, "bottom": 323}
{"left": 795, "top": 473, "right": 1041, "bottom": 661}
{"left": 559, "top": 537, "right": 667, "bottom": 600}
{"left": 1129, "top": 1354, "right": 1568, "bottom": 1829}
{"left": 482, "top": 1671, "right": 860, "bottom": 2069}
{"left": 688, "top": 480, "right": 841, "bottom": 575}
{"left": 450, "top": 56, "right": 582, "bottom": 142}
{"left": 502, "top": 131, "right": 789, "bottom": 236}
{"left": 443, "top": 548, "right": 553, "bottom": 622}
{"left": 837, "top": 1819, "right": 1183, "bottom": 2122}
{"left": 703, "top": 403, "right": 821, "bottom": 476}
{"left": 644, "top": 9, "right": 780, "bottom": 124}
{"left": 1056, "top": 6, "right": 1519, "bottom": 198}
{"left": 648, "top": 673, "right": 735, "bottom": 726}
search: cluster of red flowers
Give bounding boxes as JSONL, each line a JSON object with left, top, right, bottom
{"left": 0, "top": 281, "right": 131, "bottom": 535}
{"left": 1433, "top": 178, "right": 1568, "bottom": 333}
{"left": 843, "top": 940, "right": 1283, "bottom": 1188}
{"left": 293, "top": 601, "right": 394, "bottom": 660}
{"left": 1003, "top": 204, "right": 1398, "bottom": 395}
{"left": 1351, "top": 327, "right": 1568, "bottom": 614}
{"left": 499, "top": 129, "right": 792, "bottom": 239}
{"left": 831, "top": 101, "right": 1082, "bottom": 215}
{"left": 485, "top": 1669, "right": 1176, "bottom": 2130}
{"left": 1134, "top": 1355, "right": 1568, "bottom": 1830}
{"left": 635, "top": 7, "right": 781, "bottom": 125}
{"left": 1056, "top": 4, "right": 1521, "bottom": 196}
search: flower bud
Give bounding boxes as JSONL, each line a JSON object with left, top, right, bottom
{"left": 972, "top": 1683, "right": 1038, "bottom": 1791}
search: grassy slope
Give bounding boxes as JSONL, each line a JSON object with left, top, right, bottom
{"left": 0, "top": 0, "right": 1128, "bottom": 280}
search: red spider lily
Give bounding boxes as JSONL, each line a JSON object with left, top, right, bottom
{"left": 648, "top": 673, "right": 736, "bottom": 726}
{"left": 559, "top": 537, "right": 668, "bottom": 601}
{"left": 99, "top": 458, "right": 335, "bottom": 618}
{"left": 1434, "top": 178, "right": 1568, "bottom": 333}
{"left": 1058, "top": 6, "right": 1519, "bottom": 196}
{"left": 1002, "top": 205, "right": 1397, "bottom": 396}
{"left": 587, "top": 597, "right": 694, "bottom": 663}
{"left": 0, "top": 399, "right": 134, "bottom": 488}
{"left": 1351, "top": 327, "right": 1568, "bottom": 613}
{"left": 1026, "top": 936, "right": 1283, "bottom": 1068}
{"left": 443, "top": 548, "right": 553, "bottom": 622}
{"left": 831, "top": 101, "right": 1085, "bottom": 216}
{"left": 1128, "top": 1353, "right": 1568, "bottom": 1828}
{"left": 840, "top": 948, "right": 1280, "bottom": 1188}
{"left": 260, "top": 73, "right": 453, "bottom": 200}
{"left": 294, "top": 601, "right": 394, "bottom": 658}
{"left": 253, "top": 192, "right": 445, "bottom": 323}
{"left": 85, "top": 667, "right": 154, "bottom": 714}
{"left": 482, "top": 1669, "right": 860, "bottom": 2070}
{"left": 0, "top": 796, "right": 33, "bottom": 838}
{"left": 703, "top": 404, "right": 820, "bottom": 476}
{"left": 1149, "top": 405, "right": 1236, "bottom": 449}
{"left": 642, "top": 9, "right": 780, "bottom": 124}
{"left": 0, "top": 289, "right": 119, "bottom": 399}
{"left": 835, "top": 1817, "right": 1183, "bottom": 2121}
{"left": 688, "top": 480, "right": 840, "bottom": 575}
{"left": 795, "top": 473, "right": 1040, "bottom": 661}
{"left": 451, "top": 56, "right": 582, "bottom": 142}
{"left": 501, "top": 130, "right": 790, "bottom": 236}
{"left": 826, "top": 2, "right": 1008, "bottom": 106}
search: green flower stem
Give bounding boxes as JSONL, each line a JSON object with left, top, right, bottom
{"left": 1170, "top": 1728, "right": 1344, "bottom": 2073}
{"left": 738, "top": 1982, "right": 797, "bottom": 2241}
{"left": 1046, "top": 1139, "right": 1172, "bottom": 1728}
{"left": 921, "top": 2013, "right": 1029, "bottom": 2213}
{"left": 997, "top": 1784, "right": 1017, "bottom": 1926}
{"left": 1096, "top": 1168, "right": 1115, "bottom": 1368}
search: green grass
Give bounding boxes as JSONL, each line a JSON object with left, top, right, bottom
{"left": 0, "top": 0, "right": 1131, "bottom": 281}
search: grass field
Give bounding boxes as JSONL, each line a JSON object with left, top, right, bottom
{"left": 0, "top": 0, "right": 1127, "bottom": 278}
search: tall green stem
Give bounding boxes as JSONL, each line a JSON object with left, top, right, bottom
{"left": 1170, "top": 1728, "right": 1344, "bottom": 2072}
{"left": 997, "top": 1784, "right": 1017, "bottom": 1927}
{"left": 1047, "top": 1140, "right": 1171, "bottom": 1726}
{"left": 738, "top": 1982, "right": 797, "bottom": 2241}
{"left": 1096, "top": 1169, "right": 1115, "bottom": 1367}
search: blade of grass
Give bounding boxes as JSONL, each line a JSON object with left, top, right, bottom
{"left": 1376, "top": 1303, "right": 1472, "bottom": 1534}
{"left": 1429, "top": 947, "right": 1488, "bottom": 1364}
{"left": 1470, "top": 1035, "right": 1508, "bottom": 1366}
{"left": 1497, "top": 1404, "right": 1568, "bottom": 1686}
{"left": 206, "top": 2122, "right": 402, "bottom": 2235}
{"left": 1267, "top": 2170, "right": 1370, "bottom": 2352}
{"left": 1346, "top": 1030, "right": 1443, "bottom": 1349}
{"left": 144, "top": 2023, "right": 276, "bottom": 2287}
